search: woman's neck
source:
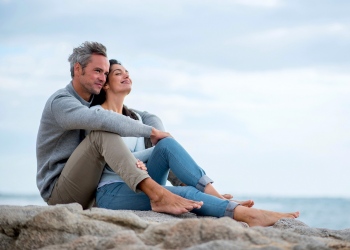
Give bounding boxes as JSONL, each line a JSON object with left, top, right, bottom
{"left": 101, "top": 95, "right": 125, "bottom": 114}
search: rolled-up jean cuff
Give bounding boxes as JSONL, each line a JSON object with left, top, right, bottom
{"left": 224, "top": 201, "right": 239, "bottom": 218}
{"left": 195, "top": 175, "right": 213, "bottom": 192}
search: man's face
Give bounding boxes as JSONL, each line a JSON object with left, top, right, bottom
{"left": 75, "top": 54, "right": 109, "bottom": 99}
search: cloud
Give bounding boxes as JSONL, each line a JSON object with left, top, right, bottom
{"left": 230, "top": 0, "right": 282, "bottom": 8}
{"left": 0, "top": 41, "right": 72, "bottom": 96}
{"left": 226, "top": 23, "right": 350, "bottom": 48}
{"left": 123, "top": 63, "right": 350, "bottom": 171}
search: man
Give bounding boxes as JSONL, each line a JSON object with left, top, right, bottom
{"left": 36, "top": 41, "right": 202, "bottom": 214}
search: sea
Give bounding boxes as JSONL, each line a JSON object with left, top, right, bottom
{"left": 1, "top": 193, "right": 349, "bottom": 230}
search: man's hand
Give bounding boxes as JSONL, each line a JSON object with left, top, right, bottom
{"left": 150, "top": 128, "right": 172, "bottom": 145}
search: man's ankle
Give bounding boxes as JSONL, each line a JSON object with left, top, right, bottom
{"left": 138, "top": 177, "right": 164, "bottom": 202}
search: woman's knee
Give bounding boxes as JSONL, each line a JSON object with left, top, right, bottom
{"left": 156, "top": 137, "right": 177, "bottom": 149}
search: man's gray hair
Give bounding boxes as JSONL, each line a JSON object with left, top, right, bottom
{"left": 68, "top": 41, "right": 107, "bottom": 78}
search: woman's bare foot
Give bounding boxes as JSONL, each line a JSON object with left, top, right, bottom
{"left": 236, "top": 199, "right": 254, "bottom": 208}
{"left": 222, "top": 194, "right": 254, "bottom": 207}
{"left": 222, "top": 194, "right": 233, "bottom": 199}
{"left": 150, "top": 189, "right": 203, "bottom": 215}
{"left": 233, "top": 205, "right": 300, "bottom": 227}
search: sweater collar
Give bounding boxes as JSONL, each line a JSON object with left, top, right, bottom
{"left": 66, "top": 81, "right": 93, "bottom": 107}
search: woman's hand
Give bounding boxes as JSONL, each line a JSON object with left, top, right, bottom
{"left": 136, "top": 160, "right": 147, "bottom": 172}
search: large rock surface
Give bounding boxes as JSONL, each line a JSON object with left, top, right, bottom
{"left": 0, "top": 203, "right": 349, "bottom": 249}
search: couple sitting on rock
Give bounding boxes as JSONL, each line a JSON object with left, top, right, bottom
{"left": 36, "top": 41, "right": 299, "bottom": 227}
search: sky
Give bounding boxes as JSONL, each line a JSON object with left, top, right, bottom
{"left": 0, "top": 0, "right": 349, "bottom": 200}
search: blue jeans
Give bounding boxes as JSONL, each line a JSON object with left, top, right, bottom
{"left": 96, "top": 137, "right": 238, "bottom": 218}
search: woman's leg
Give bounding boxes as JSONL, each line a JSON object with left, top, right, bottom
{"left": 173, "top": 187, "right": 299, "bottom": 225}
{"left": 147, "top": 138, "right": 212, "bottom": 190}
{"left": 96, "top": 182, "right": 237, "bottom": 218}
{"left": 97, "top": 182, "right": 299, "bottom": 227}
{"left": 166, "top": 186, "right": 239, "bottom": 217}
{"left": 96, "top": 182, "right": 151, "bottom": 210}
{"left": 147, "top": 138, "right": 248, "bottom": 201}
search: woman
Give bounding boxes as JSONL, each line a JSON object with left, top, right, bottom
{"left": 91, "top": 59, "right": 299, "bottom": 226}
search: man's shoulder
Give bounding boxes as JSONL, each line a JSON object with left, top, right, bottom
{"left": 90, "top": 104, "right": 102, "bottom": 111}
{"left": 49, "top": 85, "right": 71, "bottom": 99}
{"left": 45, "top": 85, "right": 79, "bottom": 106}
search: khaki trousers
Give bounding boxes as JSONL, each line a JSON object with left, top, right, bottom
{"left": 48, "top": 131, "right": 150, "bottom": 209}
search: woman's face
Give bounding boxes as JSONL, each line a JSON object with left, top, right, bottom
{"left": 104, "top": 63, "right": 132, "bottom": 95}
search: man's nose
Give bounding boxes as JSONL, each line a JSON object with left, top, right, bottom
{"left": 99, "top": 73, "right": 106, "bottom": 82}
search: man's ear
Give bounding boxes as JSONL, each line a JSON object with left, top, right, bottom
{"left": 74, "top": 62, "right": 82, "bottom": 76}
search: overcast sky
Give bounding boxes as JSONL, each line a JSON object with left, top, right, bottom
{"left": 0, "top": 0, "right": 349, "bottom": 199}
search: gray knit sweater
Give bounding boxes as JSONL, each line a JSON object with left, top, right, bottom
{"left": 36, "top": 82, "right": 162, "bottom": 201}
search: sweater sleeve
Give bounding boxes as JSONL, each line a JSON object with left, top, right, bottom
{"left": 51, "top": 94, "right": 152, "bottom": 137}
{"left": 132, "top": 109, "right": 165, "bottom": 131}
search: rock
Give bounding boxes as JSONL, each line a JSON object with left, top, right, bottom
{"left": 0, "top": 203, "right": 349, "bottom": 250}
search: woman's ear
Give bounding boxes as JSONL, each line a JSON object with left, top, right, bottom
{"left": 103, "top": 83, "right": 109, "bottom": 90}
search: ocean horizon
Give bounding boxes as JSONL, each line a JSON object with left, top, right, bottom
{"left": 1, "top": 193, "right": 349, "bottom": 230}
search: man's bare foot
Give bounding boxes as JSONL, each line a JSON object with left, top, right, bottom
{"left": 233, "top": 206, "right": 299, "bottom": 227}
{"left": 138, "top": 178, "right": 203, "bottom": 215}
{"left": 150, "top": 189, "right": 203, "bottom": 215}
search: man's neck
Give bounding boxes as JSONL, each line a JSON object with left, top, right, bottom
{"left": 71, "top": 80, "right": 91, "bottom": 101}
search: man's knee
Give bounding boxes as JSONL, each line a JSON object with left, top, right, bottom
{"left": 87, "top": 130, "right": 123, "bottom": 146}
{"left": 88, "top": 130, "right": 122, "bottom": 139}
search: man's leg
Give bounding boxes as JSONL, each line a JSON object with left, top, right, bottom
{"left": 49, "top": 131, "right": 202, "bottom": 212}
{"left": 48, "top": 131, "right": 148, "bottom": 209}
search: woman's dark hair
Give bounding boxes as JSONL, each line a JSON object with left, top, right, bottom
{"left": 91, "top": 59, "right": 138, "bottom": 121}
